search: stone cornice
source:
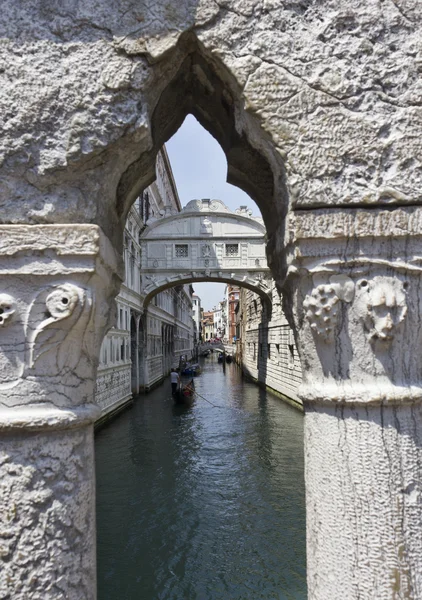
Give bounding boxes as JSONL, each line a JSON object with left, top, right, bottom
{"left": 289, "top": 206, "right": 422, "bottom": 241}
{"left": 0, "top": 403, "right": 101, "bottom": 431}
{"left": 0, "top": 224, "right": 123, "bottom": 279}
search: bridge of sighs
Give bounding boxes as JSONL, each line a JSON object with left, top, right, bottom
{"left": 140, "top": 199, "right": 272, "bottom": 309}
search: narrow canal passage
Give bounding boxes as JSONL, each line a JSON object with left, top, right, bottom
{"left": 96, "top": 356, "right": 307, "bottom": 599}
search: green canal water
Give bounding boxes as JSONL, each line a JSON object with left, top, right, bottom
{"left": 95, "top": 356, "right": 307, "bottom": 599}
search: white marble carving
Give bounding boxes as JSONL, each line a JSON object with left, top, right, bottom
{"left": 200, "top": 217, "right": 213, "bottom": 235}
{"left": 0, "top": 294, "right": 17, "bottom": 327}
{"left": 140, "top": 200, "right": 270, "bottom": 307}
{"left": 303, "top": 275, "right": 354, "bottom": 343}
{"left": 303, "top": 284, "right": 339, "bottom": 343}
{"left": 201, "top": 244, "right": 211, "bottom": 257}
{"left": 357, "top": 276, "right": 408, "bottom": 348}
{"left": 3, "top": 2, "right": 422, "bottom": 596}
{"left": 183, "top": 199, "right": 231, "bottom": 213}
{"left": 26, "top": 283, "right": 93, "bottom": 373}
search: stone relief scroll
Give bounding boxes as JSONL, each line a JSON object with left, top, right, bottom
{"left": 25, "top": 283, "right": 93, "bottom": 372}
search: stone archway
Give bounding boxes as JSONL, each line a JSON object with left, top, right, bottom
{"left": 1, "top": 5, "right": 422, "bottom": 600}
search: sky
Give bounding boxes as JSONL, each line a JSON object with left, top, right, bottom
{"left": 166, "top": 115, "right": 259, "bottom": 311}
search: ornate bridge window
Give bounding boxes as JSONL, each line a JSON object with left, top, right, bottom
{"left": 225, "top": 243, "right": 239, "bottom": 256}
{"left": 175, "top": 244, "right": 188, "bottom": 258}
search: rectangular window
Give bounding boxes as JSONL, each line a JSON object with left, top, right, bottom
{"left": 175, "top": 244, "right": 188, "bottom": 258}
{"left": 225, "top": 243, "right": 239, "bottom": 256}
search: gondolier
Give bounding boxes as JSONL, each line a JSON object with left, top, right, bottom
{"left": 170, "top": 369, "right": 180, "bottom": 395}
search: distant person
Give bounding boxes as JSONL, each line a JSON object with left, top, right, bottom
{"left": 170, "top": 368, "right": 180, "bottom": 395}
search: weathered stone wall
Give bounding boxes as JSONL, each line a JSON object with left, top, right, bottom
{"left": 2, "top": 1, "right": 420, "bottom": 286}
{"left": 237, "top": 285, "right": 302, "bottom": 405}
{"left": 2, "top": 2, "right": 422, "bottom": 599}
{"left": 95, "top": 364, "right": 132, "bottom": 415}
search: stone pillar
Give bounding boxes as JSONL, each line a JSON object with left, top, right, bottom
{"left": 0, "top": 225, "right": 122, "bottom": 600}
{"left": 130, "top": 311, "right": 140, "bottom": 395}
{"left": 287, "top": 207, "right": 422, "bottom": 600}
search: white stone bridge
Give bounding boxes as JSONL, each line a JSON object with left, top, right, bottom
{"left": 140, "top": 199, "right": 272, "bottom": 308}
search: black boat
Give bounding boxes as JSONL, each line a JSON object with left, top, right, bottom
{"left": 225, "top": 354, "right": 233, "bottom": 364}
{"left": 173, "top": 379, "right": 195, "bottom": 405}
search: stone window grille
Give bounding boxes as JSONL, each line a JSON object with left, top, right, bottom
{"left": 175, "top": 244, "right": 188, "bottom": 258}
{"left": 225, "top": 243, "right": 239, "bottom": 256}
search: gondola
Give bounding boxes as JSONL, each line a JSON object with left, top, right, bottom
{"left": 182, "top": 362, "right": 201, "bottom": 376}
{"left": 173, "top": 379, "right": 195, "bottom": 405}
{"left": 225, "top": 354, "right": 233, "bottom": 364}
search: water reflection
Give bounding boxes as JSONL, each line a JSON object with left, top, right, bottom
{"left": 96, "top": 356, "right": 306, "bottom": 599}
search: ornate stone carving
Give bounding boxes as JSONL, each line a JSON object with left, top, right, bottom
{"left": 201, "top": 244, "right": 211, "bottom": 257}
{"left": 303, "top": 285, "right": 339, "bottom": 342}
{"left": 0, "top": 294, "right": 17, "bottom": 327}
{"left": 26, "top": 283, "right": 92, "bottom": 371}
{"left": 357, "top": 276, "right": 408, "bottom": 347}
{"left": 145, "top": 274, "right": 158, "bottom": 286}
{"left": 235, "top": 206, "right": 253, "bottom": 217}
{"left": 209, "top": 200, "right": 223, "bottom": 211}
{"left": 303, "top": 275, "right": 354, "bottom": 343}
{"left": 200, "top": 217, "right": 213, "bottom": 235}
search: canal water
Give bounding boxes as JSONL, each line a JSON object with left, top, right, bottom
{"left": 95, "top": 355, "right": 307, "bottom": 600}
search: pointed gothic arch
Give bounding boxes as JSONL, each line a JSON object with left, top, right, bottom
{"left": 2, "top": 7, "right": 421, "bottom": 600}
{"left": 114, "top": 33, "right": 289, "bottom": 287}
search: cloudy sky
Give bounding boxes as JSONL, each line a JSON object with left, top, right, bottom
{"left": 166, "top": 115, "right": 260, "bottom": 310}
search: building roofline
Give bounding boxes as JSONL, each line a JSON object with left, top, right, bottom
{"left": 160, "top": 145, "right": 182, "bottom": 212}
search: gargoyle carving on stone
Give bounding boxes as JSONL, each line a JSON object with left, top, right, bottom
{"left": 304, "top": 274, "right": 354, "bottom": 343}
{"left": 357, "top": 276, "right": 408, "bottom": 347}
{"left": 0, "top": 294, "right": 17, "bottom": 327}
